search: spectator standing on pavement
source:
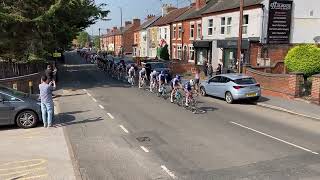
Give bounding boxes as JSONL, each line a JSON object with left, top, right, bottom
{"left": 207, "top": 63, "right": 213, "bottom": 78}
{"left": 216, "top": 59, "right": 223, "bottom": 75}
{"left": 45, "top": 64, "right": 54, "bottom": 82}
{"left": 39, "top": 76, "right": 56, "bottom": 128}
{"left": 203, "top": 60, "right": 208, "bottom": 77}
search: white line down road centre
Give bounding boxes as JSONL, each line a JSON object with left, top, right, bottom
{"left": 230, "top": 121, "right": 319, "bottom": 155}
{"left": 119, "top": 125, "right": 129, "bottom": 133}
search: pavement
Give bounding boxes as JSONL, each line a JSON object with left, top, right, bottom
{"left": 0, "top": 102, "right": 76, "bottom": 180}
{"left": 257, "top": 96, "right": 320, "bottom": 121}
{"left": 53, "top": 51, "right": 320, "bottom": 180}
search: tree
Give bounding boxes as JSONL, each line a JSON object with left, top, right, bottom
{"left": 285, "top": 45, "right": 320, "bottom": 77}
{"left": 77, "top": 31, "right": 90, "bottom": 48}
{"left": 93, "top": 36, "right": 100, "bottom": 50}
{"left": 156, "top": 45, "right": 170, "bottom": 60}
{"left": 0, "top": 0, "right": 109, "bottom": 61}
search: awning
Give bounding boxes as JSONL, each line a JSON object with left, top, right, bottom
{"left": 193, "top": 40, "right": 212, "bottom": 48}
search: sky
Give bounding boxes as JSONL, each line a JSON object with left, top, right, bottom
{"left": 86, "top": 0, "right": 191, "bottom": 36}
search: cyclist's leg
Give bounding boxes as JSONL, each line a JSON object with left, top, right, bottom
{"left": 170, "top": 87, "right": 176, "bottom": 103}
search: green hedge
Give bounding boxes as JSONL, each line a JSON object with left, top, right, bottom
{"left": 285, "top": 45, "right": 320, "bottom": 77}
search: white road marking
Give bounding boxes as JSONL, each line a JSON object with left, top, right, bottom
{"left": 87, "top": 93, "right": 92, "bottom": 97}
{"left": 119, "top": 125, "right": 129, "bottom": 133}
{"left": 99, "top": 105, "right": 104, "bottom": 109}
{"left": 83, "top": 89, "right": 87, "bottom": 92}
{"left": 230, "top": 121, "right": 319, "bottom": 155}
{"left": 140, "top": 146, "right": 149, "bottom": 153}
{"left": 107, "top": 113, "right": 114, "bottom": 119}
{"left": 92, "top": 98, "right": 97, "bottom": 102}
{"left": 161, "top": 165, "right": 177, "bottom": 179}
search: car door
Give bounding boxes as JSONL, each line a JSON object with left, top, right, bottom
{"left": 206, "top": 76, "right": 221, "bottom": 96}
{"left": 215, "top": 76, "right": 231, "bottom": 98}
{"left": 0, "top": 93, "right": 15, "bottom": 125}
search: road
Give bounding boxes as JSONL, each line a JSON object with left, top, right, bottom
{"left": 56, "top": 51, "right": 320, "bottom": 180}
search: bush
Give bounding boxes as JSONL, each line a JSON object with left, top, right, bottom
{"left": 285, "top": 45, "right": 320, "bottom": 77}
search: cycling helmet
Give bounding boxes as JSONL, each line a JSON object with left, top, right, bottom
{"left": 189, "top": 79, "right": 194, "bottom": 86}
{"left": 141, "top": 67, "right": 146, "bottom": 72}
{"left": 176, "top": 75, "right": 181, "bottom": 80}
{"left": 153, "top": 70, "right": 157, "bottom": 74}
{"left": 160, "top": 71, "right": 165, "bottom": 75}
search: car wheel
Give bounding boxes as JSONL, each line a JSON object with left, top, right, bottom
{"left": 200, "top": 87, "right": 207, "bottom": 96}
{"left": 16, "top": 110, "right": 38, "bottom": 129}
{"left": 225, "top": 92, "right": 234, "bottom": 104}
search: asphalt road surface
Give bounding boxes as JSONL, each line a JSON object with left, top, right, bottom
{"left": 56, "top": 51, "right": 320, "bottom": 180}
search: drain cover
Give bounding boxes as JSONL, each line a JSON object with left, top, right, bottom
{"left": 136, "top": 136, "right": 151, "bottom": 142}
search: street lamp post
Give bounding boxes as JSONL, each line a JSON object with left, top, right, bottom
{"left": 237, "top": 0, "right": 244, "bottom": 73}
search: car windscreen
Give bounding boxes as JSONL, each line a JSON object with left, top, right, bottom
{"left": 0, "top": 86, "right": 27, "bottom": 97}
{"left": 233, "top": 78, "right": 257, "bottom": 85}
{"left": 151, "top": 63, "right": 167, "bottom": 69}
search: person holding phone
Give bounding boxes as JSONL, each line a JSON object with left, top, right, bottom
{"left": 39, "top": 76, "right": 56, "bottom": 128}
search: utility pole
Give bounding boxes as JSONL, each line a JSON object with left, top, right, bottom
{"left": 237, "top": 0, "right": 244, "bottom": 73}
{"left": 99, "top": 28, "right": 101, "bottom": 50}
{"left": 119, "top": 7, "right": 123, "bottom": 57}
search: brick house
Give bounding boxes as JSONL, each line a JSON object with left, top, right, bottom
{"left": 151, "top": 6, "right": 189, "bottom": 58}
{"left": 101, "top": 19, "right": 141, "bottom": 56}
{"left": 171, "top": 0, "right": 214, "bottom": 63}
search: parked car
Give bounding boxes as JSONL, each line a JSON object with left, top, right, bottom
{"left": 143, "top": 62, "right": 172, "bottom": 81}
{"left": 200, "top": 74, "right": 261, "bottom": 104}
{"left": 0, "top": 85, "right": 41, "bottom": 128}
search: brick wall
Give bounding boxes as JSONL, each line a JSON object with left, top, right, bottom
{"left": 169, "top": 62, "right": 195, "bottom": 75}
{"left": 0, "top": 72, "right": 42, "bottom": 94}
{"left": 244, "top": 66, "right": 303, "bottom": 99}
{"left": 250, "top": 43, "right": 293, "bottom": 71}
{"left": 311, "top": 74, "right": 320, "bottom": 104}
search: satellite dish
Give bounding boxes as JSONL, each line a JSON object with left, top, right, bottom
{"left": 314, "top": 36, "right": 320, "bottom": 44}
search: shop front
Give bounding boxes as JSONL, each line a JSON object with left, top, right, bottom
{"left": 217, "top": 39, "right": 251, "bottom": 73}
{"left": 193, "top": 40, "right": 212, "bottom": 65}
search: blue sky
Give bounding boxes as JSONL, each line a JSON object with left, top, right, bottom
{"left": 86, "top": 0, "right": 191, "bottom": 35}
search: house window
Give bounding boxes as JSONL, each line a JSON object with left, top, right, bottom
{"left": 164, "top": 28, "right": 167, "bottom": 39}
{"left": 227, "top": 17, "right": 232, "bottom": 35}
{"left": 243, "top": 15, "right": 249, "bottom": 34}
{"left": 173, "top": 45, "right": 176, "bottom": 59}
{"left": 208, "top": 19, "right": 213, "bottom": 35}
{"left": 220, "top": 17, "right": 226, "bottom": 34}
{"left": 190, "top": 24, "right": 195, "bottom": 38}
{"left": 178, "top": 26, "right": 182, "bottom": 39}
{"left": 197, "top": 23, "right": 201, "bottom": 39}
{"left": 189, "top": 46, "right": 195, "bottom": 61}
{"left": 173, "top": 26, "right": 176, "bottom": 38}
{"left": 177, "top": 45, "right": 182, "bottom": 60}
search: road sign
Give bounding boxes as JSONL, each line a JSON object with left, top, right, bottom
{"left": 53, "top": 52, "right": 62, "bottom": 58}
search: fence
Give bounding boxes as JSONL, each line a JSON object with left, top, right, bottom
{"left": 0, "top": 62, "right": 47, "bottom": 79}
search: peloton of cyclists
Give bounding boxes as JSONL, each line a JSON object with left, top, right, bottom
{"left": 138, "top": 67, "right": 147, "bottom": 88}
{"left": 149, "top": 70, "right": 158, "bottom": 92}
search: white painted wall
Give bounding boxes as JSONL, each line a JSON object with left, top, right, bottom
{"left": 202, "top": 8, "right": 264, "bottom": 40}
{"left": 139, "top": 30, "right": 148, "bottom": 57}
{"left": 159, "top": 25, "right": 171, "bottom": 54}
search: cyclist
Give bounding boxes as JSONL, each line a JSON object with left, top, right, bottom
{"left": 149, "top": 70, "right": 158, "bottom": 92}
{"left": 128, "top": 64, "right": 135, "bottom": 85}
{"left": 138, "top": 67, "right": 147, "bottom": 88}
{"left": 170, "top": 75, "right": 182, "bottom": 103}
{"left": 184, "top": 80, "right": 194, "bottom": 107}
{"left": 158, "top": 71, "right": 166, "bottom": 93}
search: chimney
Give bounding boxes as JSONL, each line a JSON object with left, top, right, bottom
{"left": 113, "top": 26, "right": 117, "bottom": 31}
{"left": 147, "top": 14, "right": 155, "bottom": 20}
{"left": 162, "top": 4, "right": 177, "bottom": 16}
{"left": 196, "top": 0, "right": 207, "bottom": 10}
{"left": 133, "top": 18, "right": 141, "bottom": 27}
{"left": 125, "top": 21, "right": 132, "bottom": 27}
{"left": 107, "top": 29, "right": 111, "bottom": 33}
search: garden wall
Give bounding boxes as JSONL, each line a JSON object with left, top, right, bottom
{"left": 0, "top": 72, "right": 42, "bottom": 94}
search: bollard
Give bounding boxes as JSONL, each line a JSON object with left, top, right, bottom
{"left": 29, "top": 81, "right": 33, "bottom": 94}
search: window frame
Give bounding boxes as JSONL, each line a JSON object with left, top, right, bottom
{"left": 208, "top": 19, "right": 213, "bottom": 36}
{"left": 190, "top": 24, "right": 195, "bottom": 39}
{"left": 226, "top": 17, "right": 232, "bottom": 35}
{"left": 177, "top": 45, "right": 182, "bottom": 60}
{"left": 178, "top": 26, "right": 182, "bottom": 39}
{"left": 189, "top": 45, "right": 195, "bottom": 62}
{"left": 197, "top": 23, "right": 202, "bottom": 39}
{"left": 220, "top": 17, "right": 226, "bottom": 35}
{"left": 173, "top": 26, "right": 177, "bottom": 39}
{"left": 242, "top": 15, "right": 249, "bottom": 35}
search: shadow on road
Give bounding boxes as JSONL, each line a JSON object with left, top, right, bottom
{"left": 54, "top": 111, "right": 103, "bottom": 127}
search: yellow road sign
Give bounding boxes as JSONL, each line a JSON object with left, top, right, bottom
{"left": 53, "top": 52, "right": 61, "bottom": 58}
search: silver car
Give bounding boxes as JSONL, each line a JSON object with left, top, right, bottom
{"left": 200, "top": 74, "right": 261, "bottom": 104}
{"left": 0, "top": 85, "right": 41, "bottom": 128}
